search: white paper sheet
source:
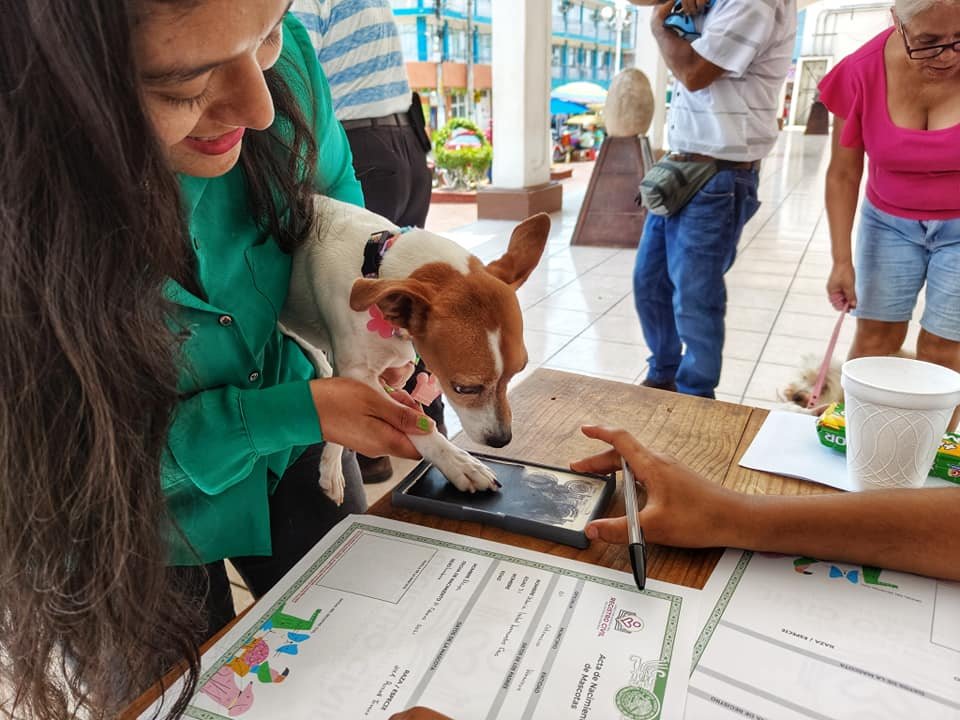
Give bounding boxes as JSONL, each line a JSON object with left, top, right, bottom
{"left": 143, "top": 515, "right": 701, "bottom": 720}
{"left": 687, "top": 550, "right": 960, "bottom": 719}
{"left": 738, "top": 411, "right": 955, "bottom": 491}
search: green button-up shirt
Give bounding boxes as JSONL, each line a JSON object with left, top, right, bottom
{"left": 162, "top": 15, "right": 363, "bottom": 566}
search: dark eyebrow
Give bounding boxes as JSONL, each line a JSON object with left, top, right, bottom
{"left": 142, "top": 59, "right": 223, "bottom": 85}
{"left": 142, "top": 1, "right": 292, "bottom": 85}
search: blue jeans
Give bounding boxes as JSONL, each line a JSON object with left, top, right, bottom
{"left": 633, "top": 169, "right": 760, "bottom": 398}
{"left": 854, "top": 196, "right": 960, "bottom": 341}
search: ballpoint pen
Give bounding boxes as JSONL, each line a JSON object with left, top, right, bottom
{"left": 621, "top": 457, "right": 647, "bottom": 591}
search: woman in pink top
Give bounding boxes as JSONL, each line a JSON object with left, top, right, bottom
{"left": 819, "top": 0, "right": 960, "bottom": 391}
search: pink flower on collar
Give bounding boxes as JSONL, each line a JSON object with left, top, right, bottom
{"left": 383, "top": 232, "right": 401, "bottom": 253}
{"left": 410, "top": 372, "right": 442, "bottom": 405}
{"left": 367, "top": 305, "right": 398, "bottom": 339}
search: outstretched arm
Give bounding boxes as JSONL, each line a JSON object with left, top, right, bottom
{"left": 572, "top": 426, "right": 960, "bottom": 581}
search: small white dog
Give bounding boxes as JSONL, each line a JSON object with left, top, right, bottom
{"left": 779, "top": 350, "right": 915, "bottom": 413}
{"left": 778, "top": 354, "right": 844, "bottom": 414}
{"left": 280, "top": 196, "right": 550, "bottom": 504}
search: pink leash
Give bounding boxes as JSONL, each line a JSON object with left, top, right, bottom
{"left": 807, "top": 304, "right": 850, "bottom": 409}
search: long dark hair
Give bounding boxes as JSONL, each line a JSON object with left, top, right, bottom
{"left": 243, "top": 64, "right": 319, "bottom": 252}
{"left": 0, "top": 0, "right": 318, "bottom": 717}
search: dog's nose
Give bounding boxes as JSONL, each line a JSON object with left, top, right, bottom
{"left": 485, "top": 430, "right": 512, "bottom": 448}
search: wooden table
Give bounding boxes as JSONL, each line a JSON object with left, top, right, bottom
{"left": 123, "top": 368, "right": 836, "bottom": 717}
{"left": 370, "top": 368, "right": 837, "bottom": 590}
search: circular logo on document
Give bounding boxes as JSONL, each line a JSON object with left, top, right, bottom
{"left": 615, "top": 685, "right": 660, "bottom": 720}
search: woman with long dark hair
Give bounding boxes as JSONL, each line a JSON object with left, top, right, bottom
{"left": 0, "top": 1, "right": 434, "bottom": 717}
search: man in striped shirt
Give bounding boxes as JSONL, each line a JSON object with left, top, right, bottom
{"left": 630, "top": 0, "right": 796, "bottom": 399}
{"left": 293, "top": 0, "right": 432, "bottom": 228}
{"left": 292, "top": 1, "right": 440, "bottom": 484}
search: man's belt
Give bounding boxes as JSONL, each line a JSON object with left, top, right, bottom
{"left": 668, "top": 152, "right": 761, "bottom": 171}
{"left": 341, "top": 112, "right": 411, "bottom": 131}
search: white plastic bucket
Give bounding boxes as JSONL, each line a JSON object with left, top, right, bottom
{"left": 841, "top": 356, "right": 960, "bottom": 490}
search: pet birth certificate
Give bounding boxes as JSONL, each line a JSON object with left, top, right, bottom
{"left": 145, "top": 516, "right": 700, "bottom": 720}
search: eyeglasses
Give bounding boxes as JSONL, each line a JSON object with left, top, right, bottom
{"left": 899, "top": 20, "right": 960, "bottom": 60}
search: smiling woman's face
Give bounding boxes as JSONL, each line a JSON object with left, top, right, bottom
{"left": 134, "top": 0, "right": 291, "bottom": 177}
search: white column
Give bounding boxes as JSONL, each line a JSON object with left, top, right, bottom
{"left": 490, "top": 0, "right": 552, "bottom": 189}
{"left": 613, "top": 0, "right": 628, "bottom": 75}
{"left": 631, "top": 7, "right": 669, "bottom": 152}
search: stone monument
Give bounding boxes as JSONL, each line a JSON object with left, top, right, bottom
{"left": 571, "top": 68, "right": 656, "bottom": 248}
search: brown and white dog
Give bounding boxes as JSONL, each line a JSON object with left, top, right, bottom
{"left": 280, "top": 196, "right": 550, "bottom": 504}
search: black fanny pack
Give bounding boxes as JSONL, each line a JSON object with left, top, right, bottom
{"left": 636, "top": 157, "right": 718, "bottom": 217}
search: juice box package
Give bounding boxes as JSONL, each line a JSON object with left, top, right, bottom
{"left": 814, "top": 402, "right": 960, "bottom": 483}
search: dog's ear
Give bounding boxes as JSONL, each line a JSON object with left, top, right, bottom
{"left": 485, "top": 213, "right": 550, "bottom": 289}
{"left": 350, "top": 278, "right": 434, "bottom": 333}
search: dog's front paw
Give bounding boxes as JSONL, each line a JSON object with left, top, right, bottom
{"left": 319, "top": 445, "right": 346, "bottom": 506}
{"left": 438, "top": 448, "right": 499, "bottom": 494}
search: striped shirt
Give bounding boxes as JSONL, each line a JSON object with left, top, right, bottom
{"left": 668, "top": 0, "right": 797, "bottom": 161}
{"left": 291, "top": 0, "right": 411, "bottom": 121}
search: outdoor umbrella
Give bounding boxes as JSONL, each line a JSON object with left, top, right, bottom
{"left": 550, "top": 81, "right": 608, "bottom": 105}
{"left": 550, "top": 98, "right": 588, "bottom": 116}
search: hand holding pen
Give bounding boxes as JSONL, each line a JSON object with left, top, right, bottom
{"left": 570, "top": 425, "right": 742, "bottom": 553}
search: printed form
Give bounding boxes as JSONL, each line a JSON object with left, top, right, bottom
{"left": 147, "top": 516, "right": 700, "bottom": 720}
{"left": 687, "top": 550, "right": 960, "bottom": 719}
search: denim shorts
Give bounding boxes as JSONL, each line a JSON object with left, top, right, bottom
{"left": 854, "top": 196, "right": 960, "bottom": 341}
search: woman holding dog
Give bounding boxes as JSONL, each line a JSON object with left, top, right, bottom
{"left": 0, "top": 1, "right": 438, "bottom": 717}
{"left": 821, "top": 0, "right": 960, "bottom": 399}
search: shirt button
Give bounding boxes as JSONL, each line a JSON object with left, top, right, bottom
{"left": 248, "top": 371, "right": 260, "bottom": 383}
{"left": 218, "top": 315, "right": 233, "bottom": 327}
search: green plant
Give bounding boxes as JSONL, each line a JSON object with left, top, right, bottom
{"left": 432, "top": 118, "right": 493, "bottom": 190}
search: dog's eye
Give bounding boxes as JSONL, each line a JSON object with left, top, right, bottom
{"left": 452, "top": 383, "right": 484, "bottom": 395}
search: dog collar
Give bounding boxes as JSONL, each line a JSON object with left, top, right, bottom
{"left": 363, "top": 227, "right": 411, "bottom": 278}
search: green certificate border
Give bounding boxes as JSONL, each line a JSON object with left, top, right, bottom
{"left": 690, "top": 551, "right": 753, "bottom": 671}
{"left": 182, "top": 521, "right": 688, "bottom": 720}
